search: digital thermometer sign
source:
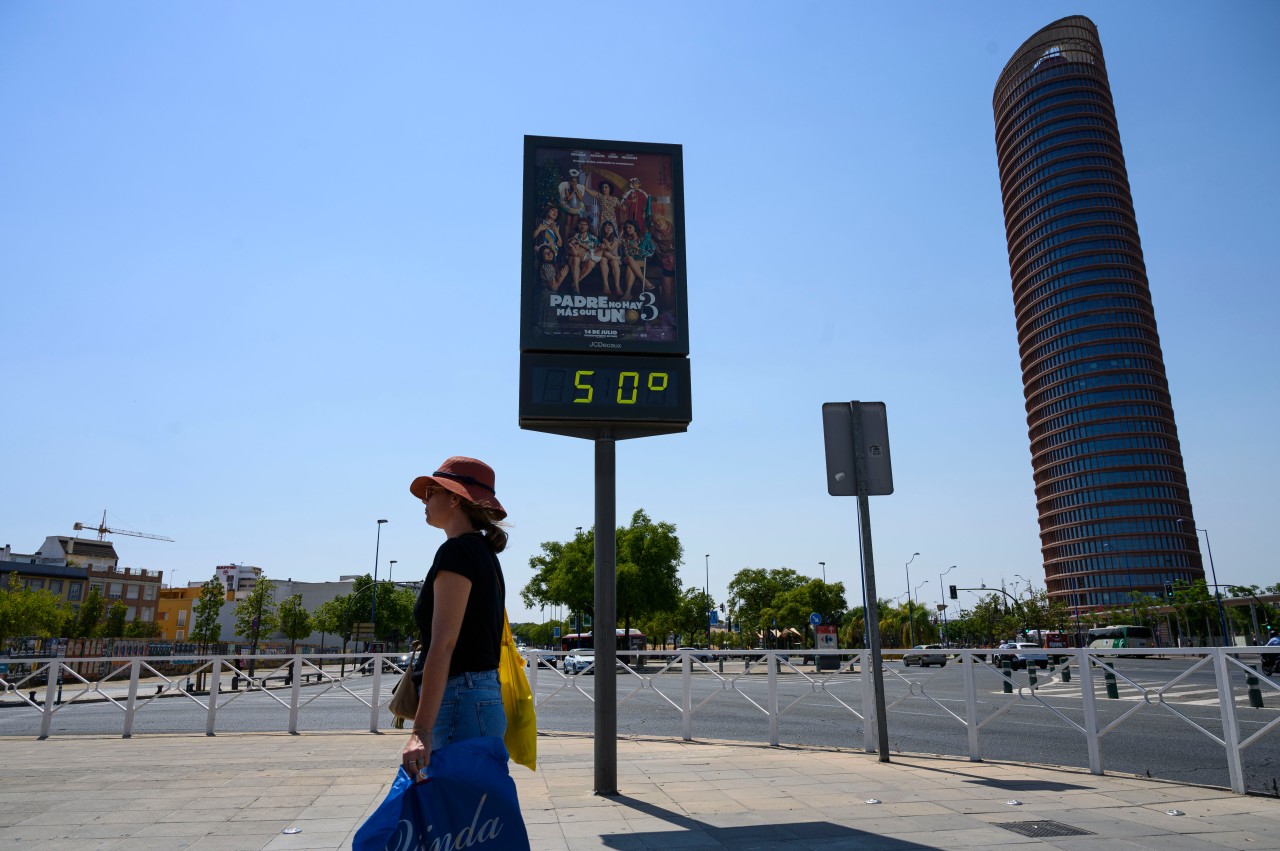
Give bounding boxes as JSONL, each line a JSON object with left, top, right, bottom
{"left": 519, "top": 135, "right": 690, "bottom": 439}
{"left": 520, "top": 353, "right": 691, "bottom": 428}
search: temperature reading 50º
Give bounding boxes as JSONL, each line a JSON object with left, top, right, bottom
{"left": 574, "top": 369, "right": 670, "bottom": 405}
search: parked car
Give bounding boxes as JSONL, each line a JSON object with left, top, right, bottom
{"left": 901, "top": 644, "right": 947, "bottom": 667}
{"left": 668, "top": 647, "right": 713, "bottom": 663}
{"left": 993, "top": 642, "right": 1050, "bottom": 669}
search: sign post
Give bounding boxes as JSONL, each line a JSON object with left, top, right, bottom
{"left": 520, "top": 136, "right": 690, "bottom": 796}
{"left": 822, "top": 401, "right": 894, "bottom": 762}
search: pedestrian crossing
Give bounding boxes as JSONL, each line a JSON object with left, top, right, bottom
{"left": 1002, "top": 672, "right": 1279, "bottom": 708}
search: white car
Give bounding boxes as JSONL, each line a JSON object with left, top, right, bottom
{"left": 564, "top": 649, "right": 596, "bottom": 675}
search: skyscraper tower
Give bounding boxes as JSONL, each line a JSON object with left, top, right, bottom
{"left": 993, "top": 16, "right": 1205, "bottom": 613}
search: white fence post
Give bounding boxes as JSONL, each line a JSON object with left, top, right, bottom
{"left": 123, "top": 658, "right": 142, "bottom": 738}
{"left": 206, "top": 657, "right": 223, "bottom": 736}
{"left": 961, "top": 651, "right": 981, "bottom": 760}
{"left": 369, "top": 654, "right": 384, "bottom": 733}
{"left": 861, "top": 651, "right": 875, "bottom": 753}
{"left": 680, "top": 651, "right": 693, "bottom": 741}
{"left": 767, "top": 651, "right": 779, "bottom": 747}
{"left": 1212, "top": 649, "right": 1247, "bottom": 794}
{"left": 1078, "top": 648, "right": 1102, "bottom": 775}
{"left": 288, "top": 655, "right": 303, "bottom": 734}
{"left": 38, "top": 661, "right": 56, "bottom": 740}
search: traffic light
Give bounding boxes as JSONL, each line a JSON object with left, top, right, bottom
{"left": 1164, "top": 582, "right": 1174, "bottom": 600}
{"left": 719, "top": 603, "right": 725, "bottom": 613}
{"left": 949, "top": 585, "right": 958, "bottom": 600}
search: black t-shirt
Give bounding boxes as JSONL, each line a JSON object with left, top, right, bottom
{"left": 413, "top": 532, "right": 504, "bottom": 678}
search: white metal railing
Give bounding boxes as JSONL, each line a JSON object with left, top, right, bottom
{"left": 3, "top": 647, "right": 1277, "bottom": 794}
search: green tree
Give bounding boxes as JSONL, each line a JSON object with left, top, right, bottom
{"left": 615, "top": 511, "right": 682, "bottom": 650}
{"left": 0, "top": 574, "right": 65, "bottom": 644}
{"left": 726, "top": 567, "right": 808, "bottom": 645}
{"left": 522, "top": 538, "right": 594, "bottom": 623}
{"left": 234, "top": 579, "right": 279, "bottom": 646}
{"left": 775, "top": 579, "right": 848, "bottom": 648}
{"left": 521, "top": 511, "right": 683, "bottom": 654}
{"left": 103, "top": 601, "right": 128, "bottom": 638}
{"left": 277, "top": 594, "right": 313, "bottom": 653}
{"left": 123, "top": 617, "right": 162, "bottom": 639}
{"left": 190, "top": 577, "right": 226, "bottom": 652}
{"left": 341, "top": 575, "right": 410, "bottom": 647}
{"left": 73, "top": 585, "right": 106, "bottom": 639}
{"left": 312, "top": 595, "right": 348, "bottom": 653}
{"left": 672, "top": 587, "right": 714, "bottom": 646}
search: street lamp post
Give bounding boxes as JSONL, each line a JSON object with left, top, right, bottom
{"left": 939, "top": 565, "right": 956, "bottom": 645}
{"left": 705, "top": 554, "right": 711, "bottom": 649}
{"left": 1182, "top": 524, "right": 1229, "bottom": 645}
{"left": 913, "top": 580, "right": 929, "bottom": 641}
{"left": 905, "top": 553, "right": 920, "bottom": 645}
{"left": 387, "top": 559, "right": 398, "bottom": 649}
{"left": 819, "top": 561, "right": 826, "bottom": 583}
{"left": 371, "top": 519, "right": 387, "bottom": 649}
{"left": 1014, "top": 572, "right": 1036, "bottom": 636}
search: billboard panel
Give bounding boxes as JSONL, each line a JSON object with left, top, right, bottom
{"left": 521, "top": 136, "right": 687, "bottom": 355}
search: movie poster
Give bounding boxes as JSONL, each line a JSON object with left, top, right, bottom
{"left": 521, "top": 136, "right": 687, "bottom": 355}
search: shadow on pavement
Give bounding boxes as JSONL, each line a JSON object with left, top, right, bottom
{"left": 604, "top": 794, "right": 937, "bottom": 849}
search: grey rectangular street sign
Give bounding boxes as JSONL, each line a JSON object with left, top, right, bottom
{"left": 822, "top": 401, "right": 893, "bottom": 496}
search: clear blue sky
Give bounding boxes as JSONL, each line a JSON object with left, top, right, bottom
{"left": 3, "top": 2, "right": 1277, "bottom": 623}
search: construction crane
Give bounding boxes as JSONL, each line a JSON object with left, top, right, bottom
{"left": 74, "top": 510, "right": 174, "bottom": 543}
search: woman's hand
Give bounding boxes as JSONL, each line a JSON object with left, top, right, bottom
{"left": 402, "top": 729, "right": 431, "bottom": 780}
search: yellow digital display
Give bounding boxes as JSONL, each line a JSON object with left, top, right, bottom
{"left": 520, "top": 353, "right": 690, "bottom": 424}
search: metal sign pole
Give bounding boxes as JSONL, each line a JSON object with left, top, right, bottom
{"left": 851, "top": 403, "right": 891, "bottom": 762}
{"left": 594, "top": 430, "right": 618, "bottom": 795}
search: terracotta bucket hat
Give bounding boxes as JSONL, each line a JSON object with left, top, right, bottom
{"left": 409, "top": 456, "right": 506, "bottom": 520}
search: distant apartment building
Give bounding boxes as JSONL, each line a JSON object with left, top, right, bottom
{"left": 157, "top": 576, "right": 356, "bottom": 650}
{"left": 0, "top": 543, "right": 88, "bottom": 608}
{"left": 29, "top": 535, "right": 165, "bottom": 622}
{"left": 215, "top": 564, "right": 264, "bottom": 598}
{"left": 87, "top": 563, "right": 163, "bottom": 623}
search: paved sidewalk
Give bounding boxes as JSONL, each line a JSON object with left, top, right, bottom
{"left": 1, "top": 731, "right": 1276, "bottom": 850}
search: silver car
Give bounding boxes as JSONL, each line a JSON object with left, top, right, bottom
{"left": 902, "top": 644, "right": 947, "bottom": 667}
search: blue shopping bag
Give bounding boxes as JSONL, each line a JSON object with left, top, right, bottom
{"left": 354, "top": 737, "right": 530, "bottom": 851}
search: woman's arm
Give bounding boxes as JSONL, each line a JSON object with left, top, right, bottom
{"left": 401, "top": 570, "right": 472, "bottom": 774}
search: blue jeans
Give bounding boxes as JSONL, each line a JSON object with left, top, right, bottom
{"left": 431, "top": 668, "right": 505, "bottom": 750}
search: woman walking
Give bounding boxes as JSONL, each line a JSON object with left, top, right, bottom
{"left": 401, "top": 456, "right": 509, "bottom": 780}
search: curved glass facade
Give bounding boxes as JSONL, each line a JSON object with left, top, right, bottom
{"left": 993, "top": 16, "right": 1204, "bottom": 612}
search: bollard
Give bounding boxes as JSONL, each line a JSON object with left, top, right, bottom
{"left": 1247, "top": 667, "right": 1264, "bottom": 709}
{"left": 1061, "top": 661, "right": 1071, "bottom": 682}
{"left": 1028, "top": 664, "right": 1038, "bottom": 688}
{"left": 1104, "top": 668, "right": 1119, "bottom": 699}
{"left": 1002, "top": 658, "right": 1013, "bottom": 693}
{"left": 230, "top": 676, "right": 240, "bottom": 692}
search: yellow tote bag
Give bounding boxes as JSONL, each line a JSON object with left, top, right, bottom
{"left": 500, "top": 610, "right": 537, "bottom": 771}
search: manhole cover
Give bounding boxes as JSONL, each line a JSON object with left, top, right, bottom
{"left": 997, "top": 820, "right": 1095, "bottom": 838}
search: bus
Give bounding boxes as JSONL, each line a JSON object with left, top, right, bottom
{"left": 1086, "top": 625, "right": 1154, "bottom": 650}
{"left": 559, "top": 630, "right": 647, "bottom": 653}
{"left": 1026, "top": 630, "right": 1079, "bottom": 649}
